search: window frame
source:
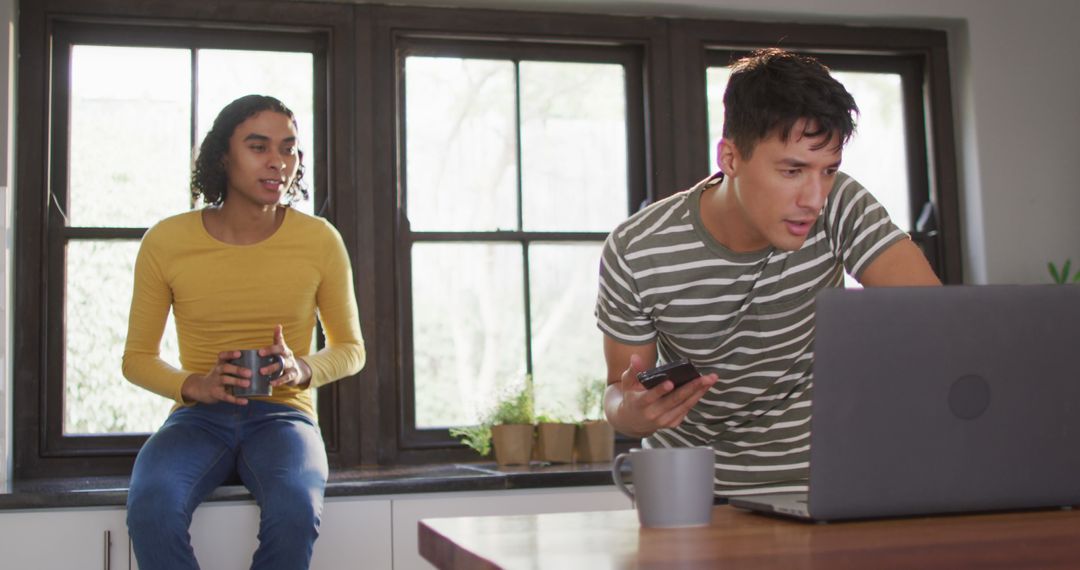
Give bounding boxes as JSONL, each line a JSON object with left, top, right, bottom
{"left": 668, "top": 20, "right": 962, "bottom": 283}
{"left": 14, "top": 0, "right": 362, "bottom": 479}
{"left": 368, "top": 7, "right": 672, "bottom": 465}
{"left": 394, "top": 37, "right": 647, "bottom": 451}
{"left": 47, "top": 21, "right": 330, "bottom": 448}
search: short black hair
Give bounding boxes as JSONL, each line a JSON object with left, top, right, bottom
{"left": 722, "top": 48, "right": 858, "bottom": 159}
{"left": 191, "top": 94, "right": 309, "bottom": 206}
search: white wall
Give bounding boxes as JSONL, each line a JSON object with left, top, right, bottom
{"left": 374, "top": 0, "right": 1080, "bottom": 285}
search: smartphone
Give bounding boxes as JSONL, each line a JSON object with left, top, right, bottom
{"left": 636, "top": 358, "right": 701, "bottom": 390}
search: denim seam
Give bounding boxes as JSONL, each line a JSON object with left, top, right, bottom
{"left": 238, "top": 448, "right": 267, "bottom": 512}
{"left": 183, "top": 444, "right": 233, "bottom": 516}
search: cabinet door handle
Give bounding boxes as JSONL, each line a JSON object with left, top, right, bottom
{"left": 103, "top": 529, "right": 111, "bottom": 570}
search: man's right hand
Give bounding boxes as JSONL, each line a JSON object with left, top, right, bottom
{"left": 180, "top": 350, "right": 250, "bottom": 405}
{"left": 606, "top": 353, "right": 717, "bottom": 438}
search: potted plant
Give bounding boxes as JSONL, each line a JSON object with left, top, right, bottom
{"left": 488, "top": 376, "right": 536, "bottom": 466}
{"left": 534, "top": 414, "right": 576, "bottom": 464}
{"left": 574, "top": 377, "right": 615, "bottom": 463}
{"left": 452, "top": 375, "right": 536, "bottom": 466}
{"left": 1048, "top": 259, "right": 1080, "bottom": 284}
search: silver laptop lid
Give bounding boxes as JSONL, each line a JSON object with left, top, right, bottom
{"left": 808, "top": 285, "right": 1080, "bottom": 520}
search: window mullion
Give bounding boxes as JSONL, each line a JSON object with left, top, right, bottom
{"left": 190, "top": 48, "right": 198, "bottom": 210}
{"left": 514, "top": 59, "right": 535, "bottom": 379}
{"left": 514, "top": 59, "right": 524, "bottom": 231}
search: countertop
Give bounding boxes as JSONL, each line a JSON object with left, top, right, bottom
{"left": 0, "top": 461, "right": 618, "bottom": 511}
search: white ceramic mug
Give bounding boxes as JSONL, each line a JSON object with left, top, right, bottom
{"left": 612, "top": 446, "right": 715, "bottom": 528}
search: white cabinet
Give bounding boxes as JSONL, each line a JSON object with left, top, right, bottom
{"left": 0, "top": 486, "right": 624, "bottom": 570}
{"left": 0, "top": 506, "right": 129, "bottom": 570}
{"left": 313, "top": 497, "right": 393, "bottom": 569}
{"left": 126, "top": 501, "right": 261, "bottom": 570}
{"left": 392, "top": 486, "right": 631, "bottom": 570}
{"left": 188, "top": 501, "right": 260, "bottom": 570}
{"left": 129, "top": 497, "right": 392, "bottom": 570}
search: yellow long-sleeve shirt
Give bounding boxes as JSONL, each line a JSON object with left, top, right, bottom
{"left": 122, "top": 208, "right": 365, "bottom": 418}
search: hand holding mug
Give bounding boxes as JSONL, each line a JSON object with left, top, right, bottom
{"left": 260, "top": 324, "right": 312, "bottom": 390}
{"left": 228, "top": 349, "right": 284, "bottom": 397}
{"left": 181, "top": 350, "right": 253, "bottom": 405}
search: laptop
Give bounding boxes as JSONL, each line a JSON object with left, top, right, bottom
{"left": 730, "top": 285, "right": 1080, "bottom": 521}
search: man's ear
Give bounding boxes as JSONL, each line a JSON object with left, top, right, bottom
{"left": 718, "top": 138, "right": 738, "bottom": 176}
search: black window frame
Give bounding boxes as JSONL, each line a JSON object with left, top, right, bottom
{"left": 367, "top": 7, "right": 673, "bottom": 465}
{"left": 13, "top": 0, "right": 962, "bottom": 479}
{"left": 394, "top": 37, "right": 648, "bottom": 452}
{"left": 14, "top": 0, "right": 363, "bottom": 479}
{"left": 48, "top": 21, "right": 330, "bottom": 451}
{"left": 668, "top": 20, "right": 962, "bottom": 283}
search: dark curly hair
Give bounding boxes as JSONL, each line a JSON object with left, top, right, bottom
{"left": 191, "top": 94, "right": 309, "bottom": 207}
{"left": 722, "top": 48, "right": 858, "bottom": 159}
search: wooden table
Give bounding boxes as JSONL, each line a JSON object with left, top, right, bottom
{"left": 419, "top": 505, "right": 1080, "bottom": 569}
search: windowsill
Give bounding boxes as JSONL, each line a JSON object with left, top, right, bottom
{"left": 0, "top": 461, "right": 617, "bottom": 511}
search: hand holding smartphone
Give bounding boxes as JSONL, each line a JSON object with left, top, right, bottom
{"left": 636, "top": 358, "right": 701, "bottom": 390}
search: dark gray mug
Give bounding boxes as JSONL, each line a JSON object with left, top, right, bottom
{"left": 228, "top": 349, "right": 284, "bottom": 397}
{"left": 612, "top": 447, "right": 715, "bottom": 528}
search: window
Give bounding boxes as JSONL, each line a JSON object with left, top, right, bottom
{"left": 15, "top": 1, "right": 959, "bottom": 478}
{"left": 14, "top": 8, "right": 340, "bottom": 477}
{"left": 707, "top": 53, "right": 926, "bottom": 286}
{"left": 63, "top": 44, "right": 318, "bottom": 436}
{"left": 669, "top": 23, "right": 961, "bottom": 282}
{"left": 396, "top": 40, "right": 646, "bottom": 445}
{"left": 706, "top": 52, "right": 922, "bottom": 232}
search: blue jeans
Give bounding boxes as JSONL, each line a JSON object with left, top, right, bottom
{"left": 127, "top": 400, "right": 328, "bottom": 570}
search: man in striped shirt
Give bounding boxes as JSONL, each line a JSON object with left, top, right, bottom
{"left": 596, "top": 48, "right": 941, "bottom": 499}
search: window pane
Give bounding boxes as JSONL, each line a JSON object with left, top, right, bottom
{"left": 529, "top": 243, "right": 606, "bottom": 419}
{"left": 65, "top": 241, "right": 177, "bottom": 434}
{"left": 520, "top": 62, "right": 628, "bottom": 232}
{"left": 412, "top": 243, "right": 525, "bottom": 428}
{"left": 68, "top": 46, "right": 191, "bottom": 227}
{"left": 405, "top": 58, "right": 517, "bottom": 231}
{"left": 831, "top": 72, "right": 910, "bottom": 231}
{"left": 197, "top": 49, "right": 316, "bottom": 216}
{"left": 705, "top": 66, "right": 730, "bottom": 173}
{"left": 705, "top": 67, "right": 910, "bottom": 231}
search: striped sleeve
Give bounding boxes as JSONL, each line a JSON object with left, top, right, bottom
{"left": 824, "top": 173, "right": 909, "bottom": 279}
{"left": 595, "top": 231, "right": 656, "bottom": 345}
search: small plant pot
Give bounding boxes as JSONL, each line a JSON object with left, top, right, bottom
{"left": 575, "top": 420, "right": 615, "bottom": 463}
{"left": 491, "top": 423, "right": 535, "bottom": 466}
{"left": 535, "top": 422, "right": 576, "bottom": 463}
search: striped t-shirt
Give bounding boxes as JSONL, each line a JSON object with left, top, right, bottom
{"left": 596, "top": 171, "right": 907, "bottom": 496}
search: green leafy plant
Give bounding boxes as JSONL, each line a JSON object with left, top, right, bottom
{"left": 1048, "top": 259, "right": 1080, "bottom": 284}
{"left": 450, "top": 375, "right": 535, "bottom": 457}
{"left": 489, "top": 374, "right": 535, "bottom": 425}
{"left": 576, "top": 377, "right": 607, "bottom": 423}
{"left": 448, "top": 424, "right": 492, "bottom": 457}
{"left": 536, "top": 413, "right": 570, "bottom": 424}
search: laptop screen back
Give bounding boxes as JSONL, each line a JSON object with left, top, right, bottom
{"left": 808, "top": 285, "right": 1080, "bottom": 520}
